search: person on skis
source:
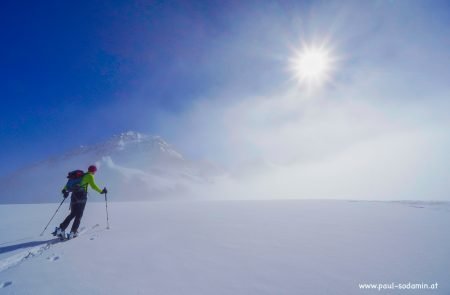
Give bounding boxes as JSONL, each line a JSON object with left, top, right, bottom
{"left": 53, "top": 165, "right": 107, "bottom": 239}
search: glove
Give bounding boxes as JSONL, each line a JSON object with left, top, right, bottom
{"left": 62, "top": 189, "right": 69, "bottom": 198}
{"left": 101, "top": 187, "right": 108, "bottom": 194}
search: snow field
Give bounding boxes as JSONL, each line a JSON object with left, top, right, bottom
{"left": 0, "top": 200, "right": 449, "bottom": 294}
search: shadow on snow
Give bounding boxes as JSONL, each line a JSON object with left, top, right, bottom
{"left": 0, "top": 239, "right": 55, "bottom": 255}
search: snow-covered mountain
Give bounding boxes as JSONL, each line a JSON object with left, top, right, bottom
{"left": 0, "top": 131, "right": 222, "bottom": 204}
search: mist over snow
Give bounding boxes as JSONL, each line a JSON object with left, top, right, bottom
{"left": 142, "top": 0, "right": 450, "bottom": 201}
{"left": 155, "top": 87, "right": 450, "bottom": 201}
{"left": 2, "top": 117, "right": 449, "bottom": 204}
{"left": 0, "top": 131, "right": 223, "bottom": 204}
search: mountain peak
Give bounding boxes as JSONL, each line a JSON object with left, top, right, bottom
{"left": 112, "top": 131, "right": 145, "bottom": 148}
{"left": 57, "top": 131, "right": 183, "bottom": 162}
{"left": 0, "top": 130, "right": 219, "bottom": 203}
{"left": 117, "top": 130, "right": 144, "bottom": 141}
{"left": 108, "top": 131, "right": 181, "bottom": 157}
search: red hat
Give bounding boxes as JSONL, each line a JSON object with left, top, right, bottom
{"left": 88, "top": 165, "right": 97, "bottom": 173}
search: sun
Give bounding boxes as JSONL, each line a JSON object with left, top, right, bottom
{"left": 289, "top": 44, "right": 334, "bottom": 87}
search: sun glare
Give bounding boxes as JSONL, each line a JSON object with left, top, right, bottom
{"left": 289, "top": 44, "right": 334, "bottom": 87}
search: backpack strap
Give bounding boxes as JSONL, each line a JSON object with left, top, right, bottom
{"left": 80, "top": 173, "right": 89, "bottom": 192}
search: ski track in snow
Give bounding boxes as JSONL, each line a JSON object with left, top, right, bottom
{"left": 0, "top": 224, "right": 100, "bottom": 273}
{"left": 46, "top": 255, "right": 60, "bottom": 262}
{"left": 0, "top": 281, "right": 12, "bottom": 288}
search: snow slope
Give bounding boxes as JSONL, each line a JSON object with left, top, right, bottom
{"left": 0, "top": 200, "right": 449, "bottom": 294}
{"left": 0, "top": 131, "right": 222, "bottom": 204}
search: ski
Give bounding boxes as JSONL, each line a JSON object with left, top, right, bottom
{"left": 57, "top": 224, "right": 100, "bottom": 241}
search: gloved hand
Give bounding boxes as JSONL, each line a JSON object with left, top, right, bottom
{"left": 101, "top": 187, "right": 108, "bottom": 194}
{"left": 62, "top": 189, "right": 69, "bottom": 198}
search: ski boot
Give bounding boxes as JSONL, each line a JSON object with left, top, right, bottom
{"left": 52, "top": 227, "right": 66, "bottom": 240}
{"left": 51, "top": 227, "right": 60, "bottom": 236}
{"left": 67, "top": 232, "right": 78, "bottom": 240}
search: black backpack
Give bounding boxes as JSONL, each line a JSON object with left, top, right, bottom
{"left": 65, "top": 170, "right": 85, "bottom": 192}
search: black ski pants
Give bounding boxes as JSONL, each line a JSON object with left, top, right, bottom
{"left": 60, "top": 191, "right": 87, "bottom": 233}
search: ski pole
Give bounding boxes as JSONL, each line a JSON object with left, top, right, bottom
{"left": 40, "top": 197, "right": 67, "bottom": 236}
{"left": 104, "top": 191, "right": 110, "bottom": 229}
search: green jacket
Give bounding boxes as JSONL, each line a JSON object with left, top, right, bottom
{"left": 80, "top": 172, "right": 103, "bottom": 193}
{"left": 64, "top": 172, "right": 103, "bottom": 193}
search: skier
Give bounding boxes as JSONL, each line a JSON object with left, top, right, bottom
{"left": 53, "top": 165, "right": 107, "bottom": 239}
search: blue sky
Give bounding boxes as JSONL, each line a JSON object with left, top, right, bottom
{"left": 1, "top": 0, "right": 450, "bottom": 199}
{"left": 0, "top": 0, "right": 297, "bottom": 173}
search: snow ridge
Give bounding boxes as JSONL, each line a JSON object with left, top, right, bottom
{"left": 61, "top": 131, "right": 183, "bottom": 160}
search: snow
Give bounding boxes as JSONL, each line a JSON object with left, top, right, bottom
{"left": 0, "top": 132, "right": 220, "bottom": 204}
{"left": 0, "top": 200, "right": 449, "bottom": 294}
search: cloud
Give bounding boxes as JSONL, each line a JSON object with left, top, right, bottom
{"left": 158, "top": 72, "right": 449, "bottom": 199}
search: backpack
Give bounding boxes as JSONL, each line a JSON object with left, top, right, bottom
{"left": 65, "top": 170, "right": 86, "bottom": 192}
